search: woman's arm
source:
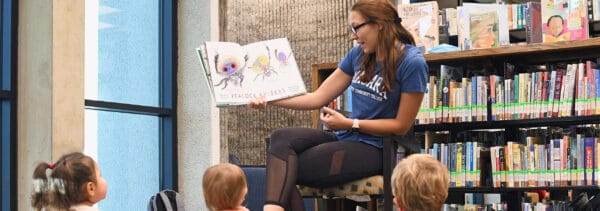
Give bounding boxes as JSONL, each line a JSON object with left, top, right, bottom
{"left": 323, "top": 92, "right": 423, "bottom": 137}
{"left": 249, "top": 68, "right": 352, "bottom": 110}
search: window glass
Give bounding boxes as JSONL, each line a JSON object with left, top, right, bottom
{"left": 84, "top": 0, "right": 172, "bottom": 209}
{"left": 86, "top": 0, "right": 159, "bottom": 106}
{"left": 85, "top": 110, "right": 159, "bottom": 210}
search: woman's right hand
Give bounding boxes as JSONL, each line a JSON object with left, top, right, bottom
{"left": 247, "top": 96, "right": 267, "bottom": 109}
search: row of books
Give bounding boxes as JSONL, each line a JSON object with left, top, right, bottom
{"left": 399, "top": 0, "right": 597, "bottom": 53}
{"left": 422, "top": 126, "right": 600, "bottom": 188}
{"left": 326, "top": 87, "right": 351, "bottom": 113}
{"left": 416, "top": 61, "right": 600, "bottom": 125}
{"left": 521, "top": 201, "right": 574, "bottom": 211}
{"left": 444, "top": 201, "right": 576, "bottom": 211}
{"left": 442, "top": 203, "right": 506, "bottom": 211}
{"left": 489, "top": 133, "right": 600, "bottom": 189}
{"left": 425, "top": 141, "right": 483, "bottom": 187}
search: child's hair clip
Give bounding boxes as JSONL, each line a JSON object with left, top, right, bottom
{"left": 48, "top": 177, "right": 66, "bottom": 195}
{"left": 32, "top": 179, "right": 47, "bottom": 193}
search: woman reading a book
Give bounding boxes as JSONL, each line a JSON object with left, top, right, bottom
{"left": 248, "top": 0, "right": 428, "bottom": 210}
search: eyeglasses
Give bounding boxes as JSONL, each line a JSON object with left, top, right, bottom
{"left": 349, "top": 21, "right": 371, "bottom": 34}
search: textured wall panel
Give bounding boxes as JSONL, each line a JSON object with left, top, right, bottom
{"left": 220, "top": 0, "right": 357, "bottom": 165}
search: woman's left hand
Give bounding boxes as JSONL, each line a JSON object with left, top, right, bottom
{"left": 320, "top": 107, "right": 351, "bottom": 131}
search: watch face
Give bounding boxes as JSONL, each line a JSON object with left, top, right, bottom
{"left": 352, "top": 119, "right": 359, "bottom": 131}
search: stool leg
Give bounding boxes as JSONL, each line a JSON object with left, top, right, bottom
{"left": 367, "top": 200, "right": 377, "bottom": 211}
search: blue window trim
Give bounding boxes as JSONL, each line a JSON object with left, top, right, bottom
{"left": 0, "top": 0, "right": 17, "bottom": 210}
{"left": 84, "top": 0, "right": 177, "bottom": 191}
{"left": 159, "top": 0, "right": 177, "bottom": 190}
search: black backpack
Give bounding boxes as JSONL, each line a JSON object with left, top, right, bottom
{"left": 147, "top": 189, "right": 185, "bottom": 211}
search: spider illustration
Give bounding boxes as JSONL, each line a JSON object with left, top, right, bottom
{"left": 274, "top": 48, "right": 293, "bottom": 65}
{"left": 214, "top": 54, "right": 248, "bottom": 89}
{"left": 249, "top": 46, "right": 278, "bottom": 81}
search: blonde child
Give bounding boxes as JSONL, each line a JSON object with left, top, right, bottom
{"left": 391, "top": 153, "right": 449, "bottom": 211}
{"left": 202, "top": 163, "right": 249, "bottom": 211}
{"left": 31, "top": 152, "right": 108, "bottom": 211}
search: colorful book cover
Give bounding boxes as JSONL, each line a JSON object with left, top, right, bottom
{"left": 469, "top": 11, "right": 500, "bottom": 49}
{"left": 458, "top": 3, "right": 509, "bottom": 50}
{"left": 397, "top": 1, "right": 439, "bottom": 53}
{"left": 541, "top": 0, "right": 589, "bottom": 43}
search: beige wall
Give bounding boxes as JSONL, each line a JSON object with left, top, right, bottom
{"left": 18, "top": 0, "right": 86, "bottom": 210}
{"left": 177, "top": 0, "right": 218, "bottom": 210}
{"left": 17, "top": 0, "right": 53, "bottom": 210}
{"left": 51, "top": 0, "right": 85, "bottom": 158}
{"left": 17, "top": 0, "right": 217, "bottom": 210}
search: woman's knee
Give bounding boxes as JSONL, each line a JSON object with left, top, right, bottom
{"left": 268, "top": 128, "right": 297, "bottom": 151}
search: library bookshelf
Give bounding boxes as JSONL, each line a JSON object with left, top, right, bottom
{"left": 419, "top": 37, "right": 600, "bottom": 210}
{"left": 312, "top": 37, "right": 600, "bottom": 210}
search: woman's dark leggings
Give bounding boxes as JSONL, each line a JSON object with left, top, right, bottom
{"left": 264, "top": 128, "right": 383, "bottom": 210}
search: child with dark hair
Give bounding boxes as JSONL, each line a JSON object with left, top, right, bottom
{"left": 31, "top": 152, "right": 107, "bottom": 211}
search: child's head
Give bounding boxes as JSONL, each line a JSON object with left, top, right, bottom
{"left": 391, "top": 154, "right": 449, "bottom": 211}
{"left": 31, "top": 152, "right": 107, "bottom": 210}
{"left": 202, "top": 163, "right": 247, "bottom": 211}
{"left": 547, "top": 15, "right": 565, "bottom": 37}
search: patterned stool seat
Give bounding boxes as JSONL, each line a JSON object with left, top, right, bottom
{"left": 297, "top": 175, "right": 384, "bottom": 199}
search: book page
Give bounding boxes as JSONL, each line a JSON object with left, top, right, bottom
{"left": 204, "top": 38, "right": 306, "bottom": 106}
{"left": 195, "top": 45, "right": 215, "bottom": 100}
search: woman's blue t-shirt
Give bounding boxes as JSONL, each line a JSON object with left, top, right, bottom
{"left": 335, "top": 44, "right": 428, "bottom": 148}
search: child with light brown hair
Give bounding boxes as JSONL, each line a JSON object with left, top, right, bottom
{"left": 202, "top": 163, "right": 249, "bottom": 211}
{"left": 391, "top": 153, "right": 449, "bottom": 211}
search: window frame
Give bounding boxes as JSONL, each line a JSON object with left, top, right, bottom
{"left": 83, "top": 0, "right": 178, "bottom": 190}
{"left": 0, "top": 0, "right": 17, "bottom": 210}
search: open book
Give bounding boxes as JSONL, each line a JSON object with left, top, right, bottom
{"left": 196, "top": 38, "right": 307, "bottom": 107}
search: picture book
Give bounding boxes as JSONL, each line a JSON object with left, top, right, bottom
{"left": 196, "top": 38, "right": 307, "bottom": 107}
{"left": 595, "top": 0, "right": 600, "bottom": 21}
{"left": 196, "top": 45, "right": 215, "bottom": 100}
{"left": 469, "top": 11, "right": 500, "bottom": 49}
{"left": 541, "top": 0, "right": 589, "bottom": 43}
{"left": 457, "top": 3, "right": 509, "bottom": 50}
{"left": 444, "top": 8, "right": 458, "bottom": 36}
{"left": 397, "top": 1, "right": 439, "bottom": 53}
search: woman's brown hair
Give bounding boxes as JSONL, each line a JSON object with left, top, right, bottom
{"left": 352, "top": 0, "right": 415, "bottom": 92}
{"left": 31, "top": 152, "right": 97, "bottom": 210}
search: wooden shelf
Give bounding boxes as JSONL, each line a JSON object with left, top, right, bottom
{"left": 311, "top": 62, "right": 338, "bottom": 128}
{"left": 424, "top": 37, "right": 600, "bottom": 63}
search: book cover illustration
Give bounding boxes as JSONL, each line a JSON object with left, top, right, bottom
{"left": 469, "top": 11, "right": 499, "bottom": 49}
{"left": 202, "top": 38, "right": 307, "bottom": 106}
{"left": 457, "top": 3, "right": 509, "bottom": 50}
{"left": 541, "top": 0, "right": 589, "bottom": 43}
{"left": 397, "top": 1, "right": 439, "bottom": 53}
